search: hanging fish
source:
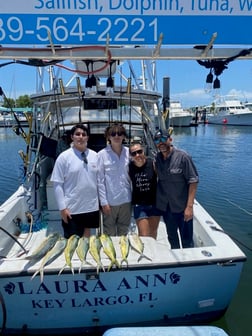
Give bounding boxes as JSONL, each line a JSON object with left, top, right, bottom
{"left": 100, "top": 234, "right": 120, "bottom": 271}
{"left": 128, "top": 233, "right": 152, "bottom": 262}
{"left": 31, "top": 237, "right": 67, "bottom": 283}
{"left": 89, "top": 235, "right": 105, "bottom": 274}
{"left": 119, "top": 235, "right": 130, "bottom": 267}
{"left": 58, "top": 234, "right": 79, "bottom": 275}
{"left": 26, "top": 232, "right": 60, "bottom": 261}
{"left": 76, "top": 236, "right": 91, "bottom": 273}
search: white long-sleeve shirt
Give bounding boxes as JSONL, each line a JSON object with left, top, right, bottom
{"left": 97, "top": 145, "right": 131, "bottom": 206}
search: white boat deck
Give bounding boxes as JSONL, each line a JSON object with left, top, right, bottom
{"left": 0, "top": 199, "right": 245, "bottom": 279}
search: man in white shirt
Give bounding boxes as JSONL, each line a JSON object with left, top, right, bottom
{"left": 51, "top": 124, "right": 99, "bottom": 238}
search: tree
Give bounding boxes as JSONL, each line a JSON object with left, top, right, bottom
{"left": 16, "top": 95, "right": 33, "bottom": 108}
{"left": 2, "top": 96, "right": 15, "bottom": 108}
{"left": 2, "top": 94, "right": 33, "bottom": 108}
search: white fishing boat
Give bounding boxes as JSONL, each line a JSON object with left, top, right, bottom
{"left": 169, "top": 101, "right": 194, "bottom": 127}
{"left": 0, "top": 47, "right": 246, "bottom": 335}
{"left": 207, "top": 97, "right": 252, "bottom": 125}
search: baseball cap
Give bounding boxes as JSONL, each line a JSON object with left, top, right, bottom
{"left": 154, "top": 129, "right": 170, "bottom": 140}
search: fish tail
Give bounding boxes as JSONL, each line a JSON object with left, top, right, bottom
{"left": 40, "top": 269, "right": 44, "bottom": 283}
{"left": 137, "top": 254, "right": 152, "bottom": 263}
{"left": 31, "top": 269, "right": 40, "bottom": 280}
{"left": 107, "top": 262, "right": 113, "bottom": 272}
{"left": 108, "top": 259, "right": 120, "bottom": 272}
{"left": 115, "top": 259, "right": 120, "bottom": 269}
{"left": 58, "top": 264, "right": 66, "bottom": 275}
{"left": 120, "top": 258, "right": 129, "bottom": 267}
{"left": 78, "top": 261, "right": 84, "bottom": 273}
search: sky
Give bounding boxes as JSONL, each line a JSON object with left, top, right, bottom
{"left": 1, "top": 57, "right": 252, "bottom": 109}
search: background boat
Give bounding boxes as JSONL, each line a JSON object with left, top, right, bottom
{"left": 169, "top": 101, "right": 194, "bottom": 127}
{"left": 207, "top": 97, "right": 252, "bottom": 125}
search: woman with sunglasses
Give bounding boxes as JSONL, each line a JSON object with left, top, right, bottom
{"left": 154, "top": 129, "right": 199, "bottom": 249}
{"left": 97, "top": 123, "right": 131, "bottom": 236}
{"left": 128, "top": 143, "right": 161, "bottom": 239}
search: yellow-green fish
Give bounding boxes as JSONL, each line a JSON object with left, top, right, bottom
{"left": 119, "top": 235, "right": 130, "bottom": 267}
{"left": 31, "top": 237, "right": 67, "bottom": 283}
{"left": 89, "top": 235, "right": 104, "bottom": 274}
{"left": 128, "top": 233, "right": 152, "bottom": 262}
{"left": 59, "top": 234, "right": 79, "bottom": 275}
{"left": 100, "top": 234, "right": 120, "bottom": 271}
{"left": 76, "top": 236, "right": 91, "bottom": 273}
{"left": 26, "top": 232, "right": 60, "bottom": 261}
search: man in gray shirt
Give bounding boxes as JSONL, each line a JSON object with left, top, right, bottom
{"left": 154, "top": 129, "right": 199, "bottom": 249}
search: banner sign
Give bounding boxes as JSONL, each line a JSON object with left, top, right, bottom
{"left": 0, "top": 1, "right": 252, "bottom": 45}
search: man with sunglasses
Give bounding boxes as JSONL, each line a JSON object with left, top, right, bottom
{"left": 154, "top": 129, "right": 199, "bottom": 249}
{"left": 129, "top": 142, "right": 161, "bottom": 239}
{"left": 97, "top": 123, "right": 131, "bottom": 236}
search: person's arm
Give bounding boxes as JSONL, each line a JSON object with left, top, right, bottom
{"left": 54, "top": 182, "right": 71, "bottom": 223}
{"left": 184, "top": 182, "right": 197, "bottom": 221}
{"left": 97, "top": 152, "right": 109, "bottom": 207}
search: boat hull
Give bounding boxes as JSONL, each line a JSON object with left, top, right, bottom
{"left": 0, "top": 260, "right": 243, "bottom": 334}
{"left": 207, "top": 113, "right": 252, "bottom": 125}
{"left": 170, "top": 115, "right": 193, "bottom": 127}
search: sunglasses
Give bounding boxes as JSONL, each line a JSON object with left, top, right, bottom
{"left": 154, "top": 136, "right": 168, "bottom": 144}
{"left": 110, "top": 131, "right": 125, "bottom": 137}
{"left": 130, "top": 149, "right": 143, "bottom": 157}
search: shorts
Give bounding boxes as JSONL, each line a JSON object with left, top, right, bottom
{"left": 133, "top": 204, "right": 162, "bottom": 221}
{"left": 62, "top": 210, "right": 100, "bottom": 239}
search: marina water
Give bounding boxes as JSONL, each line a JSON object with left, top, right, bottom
{"left": 0, "top": 125, "right": 251, "bottom": 336}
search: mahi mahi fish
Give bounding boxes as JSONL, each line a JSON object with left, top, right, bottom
{"left": 76, "top": 236, "right": 91, "bottom": 273}
{"left": 128, "top": 233, "right": 152, "bottom": 262}
{"left": 31, "top": 237, "right": 67, "bottom": 283}
{"left": 100, "top": 234, "right": 120, "bottom": 271}
{"left": 89, "top": 235, "right": 105, "bottom": 274}
{"left": 26, "top": 232, "right": 60, "bottom": 261}
{"left": 119, "top": 235, "right": 130, "bottom": 267}
{"left": 58, "top": 234, "right": 79, "bottom": 275}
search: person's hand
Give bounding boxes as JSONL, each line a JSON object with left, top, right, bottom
{"left": 102, "top": 204, "right": 111, "bottom": 215}
{"left": 60, "top": 208, "right": 72, "bottom": 223}
{"left": 184, "top": 205, "right": 193, "bottom": 222}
